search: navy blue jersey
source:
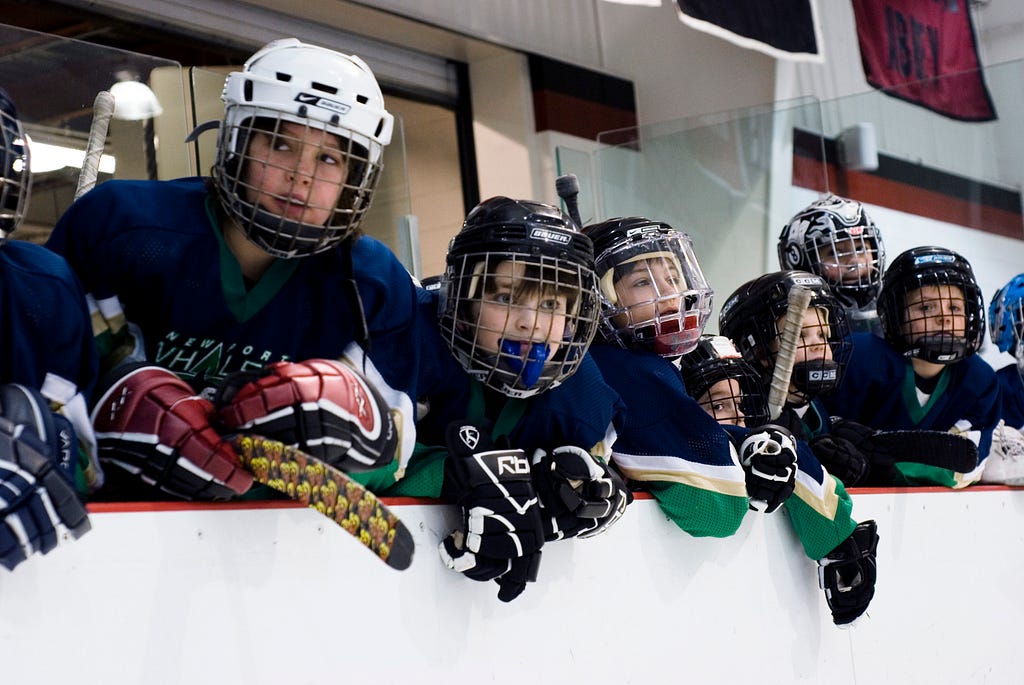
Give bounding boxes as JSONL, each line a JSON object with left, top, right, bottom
{"left": 822, "top": 332, "right": 997, "bottom": 486}
{"left": 996, "top": 364, "right": 1024, "bottom": 430}
{"left": 0, "top": 240, "right": 100, "bottom": 492}
{"left": 0, "top": 240, "right": 96, "bottom": 395}
{"left": 46, "top": 178, "right": 423, "bottom": 397}
{"left": 590, "top": 344, "right": 748, "bottom": 538}
{"left": 591, "top": 344, "right": 855, "bottom": 556}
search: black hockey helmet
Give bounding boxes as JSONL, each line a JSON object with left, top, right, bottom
{"left": 778, "top": 195, "right": 884, "bottom": 309}
{"left": 437, "top": 196, "right": 601, "bottom": 398}
{"left": 583, "top": 216, "right": 713, "bottom": 358}
{"left": 877, "top": 246, "right": 984, "bottom": 363}
{"left": 719, "top": 270, "right": 852, "bottom": 404}
{"left": 0, "top": 87, "right": 30, "bottom": 244}
{"left": 678, "top": 334, "right": 769, "bottom": 427}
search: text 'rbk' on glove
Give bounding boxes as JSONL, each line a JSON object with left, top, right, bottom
{"left": 438, "top": 421, "right": 544, "bottom": 602}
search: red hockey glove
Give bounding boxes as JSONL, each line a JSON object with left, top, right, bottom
{"left": 217, "top": 359, "right": 398, "bottom": 473}
{"left": 91, "top": 364, "right": 252, "bottom": 500}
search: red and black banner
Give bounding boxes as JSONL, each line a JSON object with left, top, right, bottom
{"left": 675, "top": 0, "right": 822, "bottom": 62}
{"left": 851, "top": 0, "right": 996, "bottom": 121}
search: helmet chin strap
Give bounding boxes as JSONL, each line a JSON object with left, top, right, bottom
{"left": 499, "top": 339, "right": 551, "bottom": 388}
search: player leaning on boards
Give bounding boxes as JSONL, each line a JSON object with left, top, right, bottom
{"left": 0, "top": 88, "right": 92, "bottom": 570}
{"left": 45, "top": 39, "right": 422, "bottom": 502}
{"left": 383, "top": 197, "right": 630, "bottom": 601}
{"left": 820, "top": 247, "right": 995, "bottom": 488}
{"left": 719, "top": 271, "right": 879, "bottom": 626}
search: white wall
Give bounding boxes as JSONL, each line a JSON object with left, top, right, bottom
{"left": 3, "top": 488, "right": 1024, "bottom": 684}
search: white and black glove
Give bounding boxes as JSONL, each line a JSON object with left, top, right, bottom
{"left": 739, "top": 424, "right": 798, "bottom": 513}
{"left": 818, "top": 520, "right": 879, "bottom": 626}
{"left": 439, "top": 421, "right": 544, "bottom": 602}
{"left": 531, "top": 446, "right": 632, "bottom": 541}
{"left": 0, "top": 384, "right": 91, "bottom": 571}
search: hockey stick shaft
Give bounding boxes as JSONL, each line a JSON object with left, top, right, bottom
{"left": 555, "top": 173, "right": 584, "bottom": 228}
{"left": 230, "top": 434, "right": 415, "bottom": 570}
{"left": 75, "top": 90, "right": 115, "bottom": 200}
{"left": 768, "top": 285, "right": 812, "bottom": 420}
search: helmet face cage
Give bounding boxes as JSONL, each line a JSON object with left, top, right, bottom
{"left": 778, "top": 195, "right": 884, "bottom": 309}
{"left": 438, "top": 198, "right": 601, "bottom": 398}
{"left": 678, "top": 335, "right": 769, "bottom": 427}
{"left": 0, "top": 89, "right": 29, "bottom": 243}
{"left": 878, "top": 248, "right": 985, "bottom": 364}
{"left": 213, "top": 38, "right": 394, "bottom": 258}
{"left": 591, "top": 222, "right": 713, "bottom": 358}
{"left": 719, "top": 271, "right": 852, "bottom": 405}
{"left": 988, "top": 274, "right": 1024, "bottom": 353}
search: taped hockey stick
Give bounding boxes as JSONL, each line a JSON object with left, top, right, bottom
{"left": 230, "top": 434, "right": 415, "bottom": 571}
{"left": 75, "top": 90, "right": 115, "bottom": 200}
{"left": 768, "top": 285, "right": 812, "bottom": 420}
{"left": 868, "top": 430, "right": 979, "bottom": 474}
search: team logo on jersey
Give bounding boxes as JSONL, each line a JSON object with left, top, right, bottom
{"left": 295, "top": 92, "right": 351, "bottom": 116}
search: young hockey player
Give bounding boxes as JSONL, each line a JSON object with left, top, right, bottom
{"left": 585, "top": 218, "right": 877, "bottom": 626}
{"left": 0, "top": 87, "right": 93, "bottom": 569}
{"left": 678, "top": 334, "right": 769, "bottom": 428}
{"left": 46, "top": 39, "right": 416, "bottom": 501}
{"left": 719, "top": 269, "right": 879, "bottom": 626}
{"left": 778, "top": 194, "right": 885, "bottom": 336}
{"left": 820, "top": 247, "right": 996, "bottom": 488}
{"left": 389, "top": 196, "right": 630, "bottom": 602}
{"left": 988, "top": 274, "right": 1024, "bottom": 430}
{"left": 976, "top": 273, "right": 1024, "bottom": 484}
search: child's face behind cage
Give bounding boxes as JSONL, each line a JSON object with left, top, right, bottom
{"left": 816, "top": 237, "right": 874, "bottom": 286}
{"left": 242, "top": 121, "right": 349, "bottom": 227}
{"left": 697, "top": 378, "right": 747, "bottom": 427}
{"left": 902, "top": 284, "right": 967, "bottom": 340}
{"left": 470, "top": 259, "right": 571, "bottom": 357}
{"left": 610, "top": 256, "right": 685, "bottom": 329}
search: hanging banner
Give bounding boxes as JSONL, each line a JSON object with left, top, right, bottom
{"left": 674, "top": 0, "right": 823, "bottom": 62}
{"left": 851, "top": 0, "right": 996, "bottom": 121}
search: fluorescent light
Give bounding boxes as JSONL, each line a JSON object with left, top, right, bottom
{"left": 27, "top": 139, "right": 116, "bottom": 175}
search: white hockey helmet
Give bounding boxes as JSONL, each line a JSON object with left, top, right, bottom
{"left": 213, "top": 38, "right": 394, "bottom": 257}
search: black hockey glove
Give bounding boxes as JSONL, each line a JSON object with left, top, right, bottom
{"left": 439, "top": 421, "right": 544, "bottom": 602}
{"left": 738, "top": 424, "right": 798, "bottom": 513}
{"left": 818, "top": 520, "right": 879, "bottom": 626}
{"left": 0, "top": 384, "right": 91, "bottom": 571}
{"left": 531, "top": 446, "right": 632, "bottom": 541}
{"left": 808, "top": 434, "right": 870, "bottom": 487}
{"left": 825, "top": 419, "right": 892, "bottom": 486}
